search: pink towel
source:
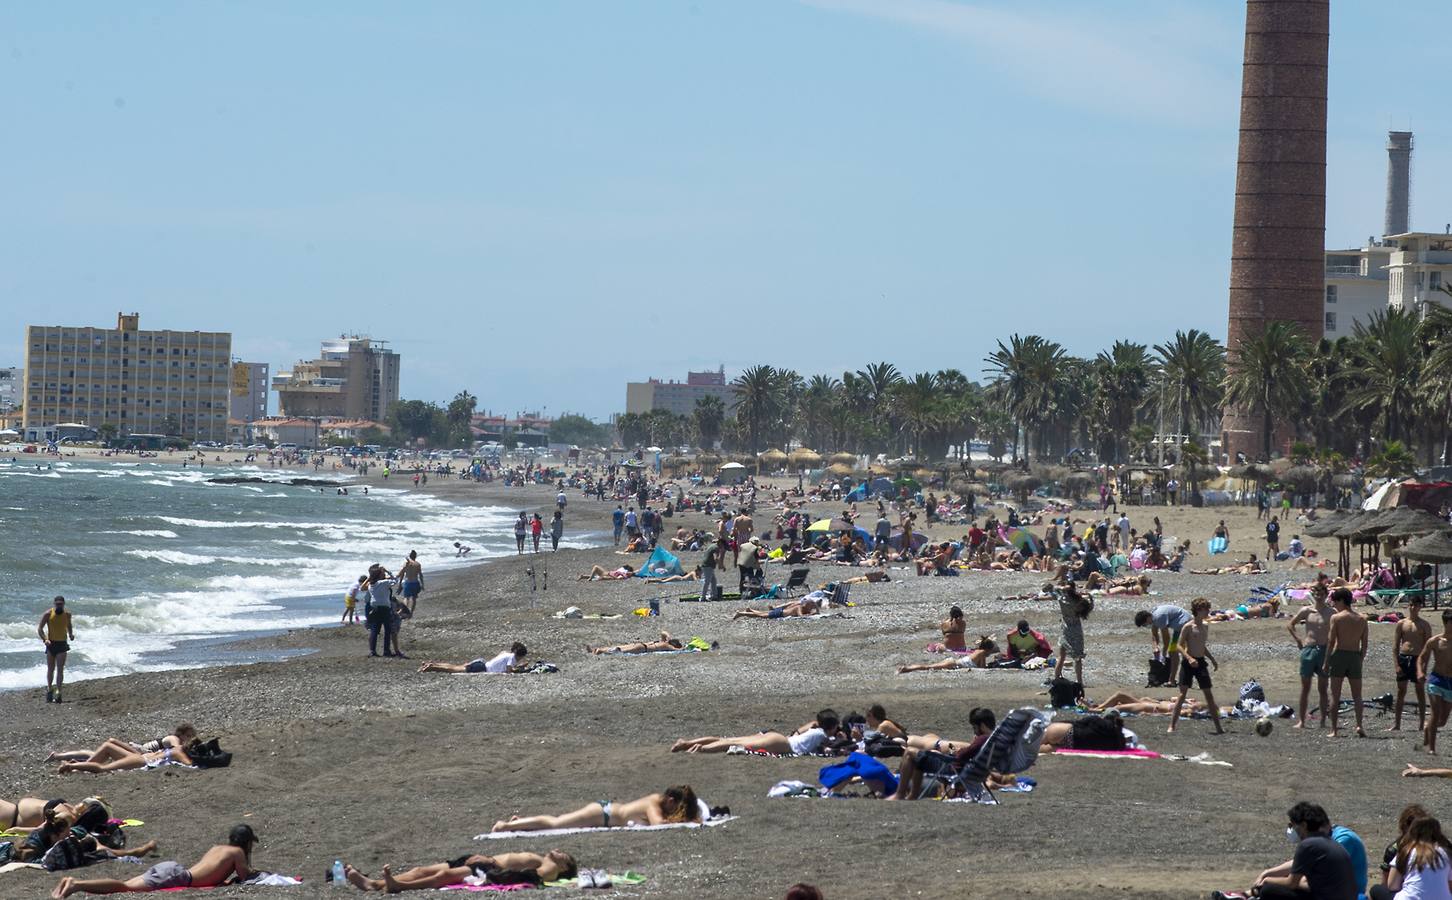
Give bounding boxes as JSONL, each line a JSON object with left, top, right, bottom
{"left": 1052, "top": 748, "right": 1161, "bottom": 759}
{"left": 439, "top": 883, "right": 535, "bottom": 892}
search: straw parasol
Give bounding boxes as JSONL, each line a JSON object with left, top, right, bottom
{"left": 868, "top": 463, "right": 893, "bottom": 477}
{"left": 758, "top": 448, "right": 788, "bottom": 466}
{"left": 1302, "top": 511, "right": 1349, "bottom": 539}
{"left": 1004, "top": 473, "right": 1043, "bottom": 502}
{"left": 789, "top": 448, "right": 823, "bottom": 468}
{"left": 829, "top": 452, "right": 858, "bottom": 468}
{"left": 694, "top": 453, "right": 721, "bottom": 469}
{"left": 913, "top": 466, "right": 937, "bottom": 481}
{"left": 825, "top": 463, "right": 853, "bottom": 478}
{"left": 1381, "top": 509, "right": 1452, "bottom": 541}
{"left": 949, "top": 474, "right": 979, "bottom": 495}
{"left": 1396, "top": 532, "right": 1452, "bottom": 564}
{"left": 1280, "top": 465, "right": 1323, "bottom": 492}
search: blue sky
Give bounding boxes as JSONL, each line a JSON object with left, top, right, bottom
{"left": 3, "top": 1, "right": 1447, "bottom": 420}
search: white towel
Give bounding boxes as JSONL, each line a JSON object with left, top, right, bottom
{"left": 475, "top": 815, "right": 737, "bottom": 841}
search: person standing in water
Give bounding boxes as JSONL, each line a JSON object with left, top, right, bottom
{"left": 38, "top": 596, "right": 74, "bottom": 704}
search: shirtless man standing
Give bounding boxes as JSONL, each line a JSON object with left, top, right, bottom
{"left": 1418, "top": 609, "right": 1452, "bottom": 755}
{"left": 397, "top": 550, "right": 424, "bottom": 615}
{"left": 1287, "top": 583, "right": 1332, "bottom": 730}
{"left": 731, "top": 511, "right": 753, "bottom": 567}
{"left": 1392, "top": 597, "right": 1433, "bottom": 732}
{"left": 1168, "top": 598, "right": 1223, "bottom": 735}
{"left": 1324, "top": 587, "right": 1368, "bottom": 738}
{"left": 53, "top": 824, "right": 258, "bottom": 897}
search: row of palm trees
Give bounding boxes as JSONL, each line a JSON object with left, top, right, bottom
{"left": 615, "top": 305, "right": 1452, "bottom": 468}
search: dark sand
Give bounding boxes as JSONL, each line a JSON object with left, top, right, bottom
{"left": 3, "top": 476, "right": 1449, "bottom": 899}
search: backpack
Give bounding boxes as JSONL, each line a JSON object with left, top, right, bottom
{"left": 1048, "top": 677, "right": 1085, "bottom": 708}
{"left": 1239, "top": 680, "right": 1266, "bottom": 704}
{"left": 1146, "top": 657, "right": 1171, "bottom": 688}
{"left": 187, "top": 738, "right": 233, "bottom": 769}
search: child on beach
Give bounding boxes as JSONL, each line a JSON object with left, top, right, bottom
{"left": 1167, "top": 598, "right": 1223, "bottom": 735}
{"left": 343, "top": 575, "right": 366, "bottom": 624}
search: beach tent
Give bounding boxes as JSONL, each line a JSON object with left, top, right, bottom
{"left": 1000, "top": 525, "right": 1043, "bottom": 557}
{"left": 1363, "top": 480, "right": 1400, "bottom": 511}
{"left": 886, "top": 528, "right": 929, "bottom": 552}
{"left": 637, "top": 546, "right": 684, "bottom": 578}
{"left": 719, "top": 461, "right": 748, "bottom": 484}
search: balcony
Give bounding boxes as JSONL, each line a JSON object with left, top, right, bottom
{"left": 1325, "top": 265, "right": 1372, "bottom": 278}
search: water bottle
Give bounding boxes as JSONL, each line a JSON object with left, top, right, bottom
{"left": 331, "top": 860, "right": 345, "bottom": 885}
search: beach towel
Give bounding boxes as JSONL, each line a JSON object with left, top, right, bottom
{"left": 544, "top": 872, "right": 646, "bottom": 889}
{"left": 438, "top": 884, "right": 531, "bottom": 893}
{"left": 1051, "top": 748, "right": 1162, "bottom": 760}
{"left": 1208, "top": 536, "right": 1228, "bottom": 555}
{"left": 154, "top": 873, "right": 302, "bottom": 890}
{"left": 476, "top": 815, "right": 736, "bottom": 841}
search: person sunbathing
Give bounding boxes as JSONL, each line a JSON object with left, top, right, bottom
{"left": 417, "top": 642, "right": 527, "bottom": 674}
{"left": 14, "top": 800, "right": 158, "bottom": 863}
{"left": 587, "top": 631, "right": 685, "bottom": 654}
{"left": 671, "top": 711, "right": 841, "bottom": 755}
{"left": 1207, "top": 598, "right": 1281, "bottom": 622}
{"left": 57, "top": 737, "right": 195, "bottom": 774}
{"left": 1, "top": 796, "right": 79, "bottom": 832}
{"left": 48, "top": 725, "right": 197, "bottom": 763}
{"left": 1401, "top": 765, "right": 1452, "bottom": 778}
{"left": 52, "top": 824, "right": 258, "bottom": 897}
{"left": 645, "top": 567, "right": 701, "bottom": 584}
{"left": 1103, "top": 575, "right": 1153, "bottom": 596}
{"left": 829, "top": 571, "right": 889, "bottom": 586}
{"left": 732, "top": 598, "right": 820, "bottom": 620}
{"left": 343, "top": 850, "right": 577, "bottom": 892}
{"left": 1089, "top": 691, "right": 1203, "bottom": 716}
{"left": 1038, "top": 711, "right": 1138, "bottom": 752}
{"left": 579, "top": 564, "right": 635, "bottom": 581}
{"left": 490, "top": 786, "right": 700, "bottom": 833}
{"left": 898, "top": 637, "right": 999, "bottom": 673}
{"left": 1190, "top": 555, "right": 1265, "bottom": 575}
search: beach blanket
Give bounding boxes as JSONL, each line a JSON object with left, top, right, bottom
{"left": 155, "top": 873, "right": 302, "bottom": 890}
{"left": 476, "top": 816, "right": 736, "bottom": 841}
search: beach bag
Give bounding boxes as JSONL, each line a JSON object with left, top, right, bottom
{"left": 1048, "top": 678, "right": 1084, "bottom": 708}
{"left": 1146, "top": 657, "right": 1171, "bottom": 687}
{"left": 1239, "top": 680, "right": 1265, "bottom": 704}
{"left": 40, "top": 834, "right": 88, "bottom": 872}
{"left": 860, "top": 733, "right": 905, "bottom": 758}
{"left": 188, "top": 738, "right": 233, "bottom": 769}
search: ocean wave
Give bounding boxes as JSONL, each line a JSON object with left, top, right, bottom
{"left": 99, "top": 529, "right": 180, "bottom": 538}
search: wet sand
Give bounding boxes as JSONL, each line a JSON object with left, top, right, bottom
{"left": 3, "top": 474, "right": 1448, "bottom": 899}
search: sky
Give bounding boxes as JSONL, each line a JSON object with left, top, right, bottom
{"left": 3, "top": 1, "right": 1449, "bottom": 420}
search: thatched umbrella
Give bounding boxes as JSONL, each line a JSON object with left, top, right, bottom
{"left": 1395, "top": 532, "right": 1452, "bottom": 607}
{"left": 1330, "top": 511, "right": 1372, "bottom": 579}
{"left": 1381, "top": 509, "right": 1452, "bottom": 541}
{"left": 1302, "top": 511, "right": 1348, "bottom": 539}
{"left": 948, "top": 474, "right": 979, "bottom": 495}
{"left": 825, "top": 463, "right": 853, "bottom": 479}
{"left": 913, "top": 466, "right": 938, "bottom": 482}
{"left": 1063, "top": 471, "right": 1095, "bottom": 501}
{"left": 789, "top": 448, "right": 823, "bottom": 469}
{"left": 758, "top": 448, "right": 788, "bottom": 468}
{"left": 695, "top": 453, "right": 721, "bottom": 469}
{"left": 868, "top": 463, "right": 893, "bottom": 477}
{"left": 829, "top": 452, "right": 858, "bottom": 468}
{"left": 1281, "top": 465, "right": 1322, "bottom": 492}
{"left": 1004, "top": 473, "right": 1043, "bottom": 504}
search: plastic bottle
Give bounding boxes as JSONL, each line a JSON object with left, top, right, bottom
{"left": 332, "top": 860, "right": 345, "bottom": 885}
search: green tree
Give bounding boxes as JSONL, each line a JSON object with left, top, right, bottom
{"left": 1366, "top": 439, "right": 1417, "bottom": 478}
{"left": 98, "top": 422, "right": 119, "bottom": 444}
{"left": 1153, "top": 329, "right": 1224, "bottom": 442}
{"left": 445, "top": 390, "right": 477, "bottom": 446}
{"left": 550, "top": 414, "right": 608, "bottom": 447}
{"left": 732, "top": 365, "right": 785, "bottom": 455}
{"left": 692, "top": 395, "right": 725, "bottom": 449}
{"left": 388, "top": 399, "right": 447, "bottom": 445}
{"left": 1340, "top": 308, "right": 1422, "bottom": 444}
{"left": 1090, "top": 340, "right": 1152, "bottom": 463}
{"left": 1222, "top": 321, "right": 1312, "bottom": 460}
{"left": 615, "top": 412, "right": 647, "bottom": 448}
{"left": 984, "top": 334, "right": 1067, "bottom": 463}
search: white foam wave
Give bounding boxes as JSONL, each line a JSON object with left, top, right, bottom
{"left": 98, "top": 529, "right": 179, "bottom": 538}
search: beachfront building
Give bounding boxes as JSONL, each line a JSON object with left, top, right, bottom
{"left": 22, "top": 313, "right": 232, "bottom": 442}
{"left": 229, "top": 360, "right": 269, "bottom": 422}
{"left": 273, "top": 336, "right": 400, "bottom": 421}
{"left": 1323, "top": 243, "right": 1392, "bottom": 338}
{"left": 470, "top": 412, "right": 552, "bottom": 447}
{"left": 1385, "top": 232, "right": 1452, "bottom": 316}
{"left": 625, "top": 367, "right": 736, "bottom": 417}
{"left": 0, "top": 366, "right": 20, "bottom": 414}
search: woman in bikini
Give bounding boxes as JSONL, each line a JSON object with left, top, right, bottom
{"left": 938, "top": 606, "right": 967, "bottom": 652}
{"left": 586, "top": 631, "right": 684, "bottom": 654}
{"left": 490, "top": 786, "right": 699, "bottom": 833}
{"left": 1, "top": 796, "right": 60, "bottom": 832}
{"left": 47, "top": 725, "right": 197, "bottom": 763}
{"left": 1089, "top": 691, "right": 1204, "bottom": 716}
{"left": 898, "top": 636, "right": 999, "bottom": 674}
{"left": 56, "top": 738, "right": 194, "bottom": 774}
{"left": 343, "top": 850, "right": 577, "bottom": 892}
{"left": 670, "top": 712, "right": 841, "bottom": 755}
{"left": 578, "top": 564, "right": 635, "bottom": 581}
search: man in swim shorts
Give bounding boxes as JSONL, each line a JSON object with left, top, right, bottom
{"left": 1287, "top": 583, "right": 1332, "bottom": 730}
{"left": 1324, "top": 587, "right": 1367, "bottom": 739}
{"left": 398, "top": 550, "right": 424, "bottom": 614}
{"left": 1168, "top": 598, "right": 1222, "bottom": 735}
{"left": 1135, "top": 603, "right": 1191, "bottom": 684}
{"left": 1418, "top": 609, "right": 1452, "bottom": 754}
{"left": 53, "top": 824, "right": 259, "bottom": 897}
{"left": 38, "top": 595, "right": 74, "bottom": 704}
{"left": 1392, "top": 596, "right": 1433, "bottom": 732}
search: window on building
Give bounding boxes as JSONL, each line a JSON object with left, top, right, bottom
{"left": 1325, "top": 285, "right": 1337, "bottom": 304}
{"left": 1325, "top": 311, "right": 1337, "bottom": 332}
{"left": 1433, "top": 272, "right": 1443, "bottom": 291}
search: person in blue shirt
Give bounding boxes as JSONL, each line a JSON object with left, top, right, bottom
{"left": 611, "top": 506, "right": 625, "bottom": 546}
{"left": 1248, "top": 802, "right": 1363, "bottom": 900}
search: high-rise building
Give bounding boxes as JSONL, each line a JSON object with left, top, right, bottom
{"left": 273, "top": 336, "right": 400, "bottom": 422}
{"left": 229, "top": 361, "right": 270, "bottom": 422}
{"left": 625, "top": 367, "right": 737, "bottom": 417}
{"left": 1323, "top": 242, "right": 1392, "bottom": 338}
{"left": 22, "top": 313, "right": 232, "bottom": 442}
{"left": 1221, "top": 0, "right": 1329, "bottom": 462}
{"left": 0, "top": 367, "right": 20, "bottom": 414}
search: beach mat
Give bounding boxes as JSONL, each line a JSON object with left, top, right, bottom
{"left": 475, "top": 816, "right": 736, "bottom": 841}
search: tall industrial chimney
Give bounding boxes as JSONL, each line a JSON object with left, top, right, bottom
{"left": 1221, "top": 0, "right": 1329, "bottom": 463}
{"left": 1385, "top": 131, "right": 1412, "bottom": 237}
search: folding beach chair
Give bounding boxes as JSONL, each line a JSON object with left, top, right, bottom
{"left": 826, "top": 581, "right": 852, "bottom": 607}
{"left": 915, "top": 707, "right": 1050, "bottom": 803}
{"left": 782, "top": 567, "right": 811, "bottom": 597}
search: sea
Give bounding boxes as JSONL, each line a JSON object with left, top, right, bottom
{"left": 0, "top": 456, "right": 562, "bottom": 691}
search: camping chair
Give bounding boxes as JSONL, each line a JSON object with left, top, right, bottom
{"left": 826, "top": 581, "right": 852, "bottom": 607}
{"left": 782, "top": 567, "right": 811, "bottom": 596}
{"left": 740, "top": 570, "right": 767, "bottom": 600}
{"left": 915, "top": 707, "right": 1050, "bottom": 803}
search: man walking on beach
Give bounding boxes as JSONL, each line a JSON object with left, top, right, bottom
{"left": 1324, "top": 587, "right": 1368, "bottom": 738}
{"left": 612, "top": 506, "right": 624, "bottom": 546}
{"left": 398, "top": 551, "right": 424, "bottom": 615}
{"left": 38, "top": 595, "right": 74, "bottom": 704}
{"left": 1287, "top": 583, "right": 1332, "bottom": 730}
{"left": 1392, "top": 597, "right": 1432, "bottom": 732}
{"left": 1167, "top": 598, "right": 1222, "bottom": 735}
{"left": 1266, "top": 515, "right": 1281, "bottom": 558}
{"left": 1417, "top": 609, "right": 1452, "bottom": 754}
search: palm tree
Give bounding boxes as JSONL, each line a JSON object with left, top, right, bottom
{"left": 1421, "top": 296, "right": 1452, "bottom": 462}
{"left": 1153, "top": 329, "right": 1225, "bottom": 442}
{"left": 1340, "top": 308, "right": 1422, "bottom": 444}
{"left": 692, "top": 395, "right": 725, "bottom": 449}
{"left": 800, "top": 375, "right": 840, "bottom": 451}
{"left": 731, "top": 365, "right": 784, "bottom": 454}
{"left": 983, "top": 334, "right": 1067, "bottom": 463}
{"left": 1091, "top": 340, "right": 1152, "bottom": 463}
{"left": 892, "top": 372, "right": 940, "bottom": 457}
{"left": 1222, "top": 321, "right": 1313, "bottom": 460}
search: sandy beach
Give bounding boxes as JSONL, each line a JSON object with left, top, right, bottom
{"left": 3, "top": 468, "right": 1449, "bottom": 899}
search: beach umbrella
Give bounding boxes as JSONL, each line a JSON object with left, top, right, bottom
{"left": 825, "top": 463, "right": 852, "bottom": 478}
{"left": 1281, "top": 465, "right": 1323, "bottom": 492}
{"left": 1004, "top": 473, "right": 1043, "bottom": 502}
{"left": 1381, "top": 509, "right": 1452, "bottom": 540}
{"left": 948, "top": 474, "right": 979, "bottom": 495}
{"left": 759, "top": 449, "right": 788, "bottom": 465}
{"left": 807, "top": 517, "right": 857, "bottom": 534}
{"left": 887, "top": 528, "right": 930, "bottom": 552}
{"left": 719, "top": 461, "right": 746, "bottom": 471}
{"left": 894, "top": 476, "right": 922, "bottom": 494}
{"left": 1396, "top": 533, "right": 1452, "bottom": 564}
{"left": 1363, "top": 480, "right": 1403, "bottom": 510}
{"left": 789, "top": 448, "right": 823, "bottom": 468}
{"left": 829, "top": 452, "right": 858, "bottom": 468}
{"left": 1302, "top": 511, "right": 1349, "bottom": 539}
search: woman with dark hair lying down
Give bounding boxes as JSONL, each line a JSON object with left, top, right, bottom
{"left": 490, "top": 786, "right": 700, "bottom": 833}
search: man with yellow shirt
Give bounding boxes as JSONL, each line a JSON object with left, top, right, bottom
{"left": 38, "top": 595, "right": 74, "bottom": 704}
